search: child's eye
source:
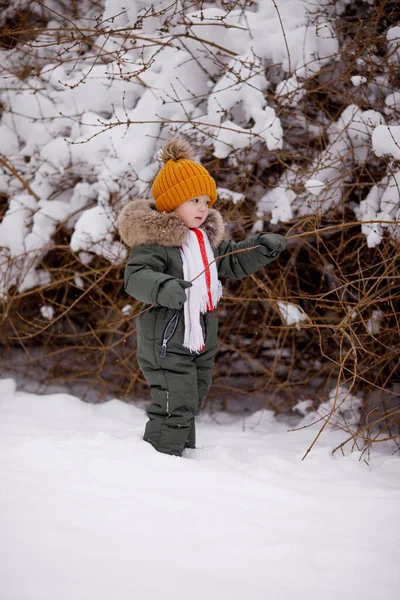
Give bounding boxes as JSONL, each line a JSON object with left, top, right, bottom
{"left": 192, "top": 198, "right": 199, "bottom": 203}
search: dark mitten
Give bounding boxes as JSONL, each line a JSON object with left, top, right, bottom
{"left": 156, "top": 279, "right": 192, "bottom": 310}
{"left": 258, "top": 233, "right": 286, "bottom": 257}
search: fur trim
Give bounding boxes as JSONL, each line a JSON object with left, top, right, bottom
{"left": 160, "top": 136, "right": 195, "bottom": 163}
{"left": 118, "top": 199, "right": 225, "bottom": 248}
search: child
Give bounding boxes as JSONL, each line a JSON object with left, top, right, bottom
{"left": 118, "top": 136, "right": 286, "bottom": 457}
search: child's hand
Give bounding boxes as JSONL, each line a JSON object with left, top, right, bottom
{"left": 156, "top": 279, "right": 192, "bottom": 310}
{"left": 258, "top": 233, "right": 286, "bottom": 256}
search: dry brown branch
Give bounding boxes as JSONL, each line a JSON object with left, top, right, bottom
{"left": 0, "top": 154, "right": 40, "bottom": 200}
{"left": 1, "top": 0, "right": 399, "bottom": 455}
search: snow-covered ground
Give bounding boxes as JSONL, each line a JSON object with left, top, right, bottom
{"left": 1, "top": 377, "right": 399, "bottom": 600}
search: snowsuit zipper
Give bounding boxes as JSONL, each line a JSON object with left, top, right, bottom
{"left": 160, "top": 312, "right": 180, "bottom": 358}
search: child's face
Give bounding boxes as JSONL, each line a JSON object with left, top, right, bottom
{"left": 173, "top": 195, "right": 211, "bottom": 229}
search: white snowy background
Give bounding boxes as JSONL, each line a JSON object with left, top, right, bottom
{"left": 1, "top": 2, "right": 399, "bottom": 598}
{"left": 1, "top": 377, "right": 400, "bottom": 600}
{"left": 0, "top": 0, "right": 399, "bottom": 298}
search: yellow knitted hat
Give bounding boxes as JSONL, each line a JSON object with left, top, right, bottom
{"left": 152, "top": 136, "right": 217, "bottom": 213}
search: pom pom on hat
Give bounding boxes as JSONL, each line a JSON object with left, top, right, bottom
{"left": 159, "top": 136, "right": 195, "bottom": 163}
{"left": 152, "top": 136, "right": 217, "bottom": 213}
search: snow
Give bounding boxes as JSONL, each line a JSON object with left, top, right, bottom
{"left": 257, "top": 105, "right": 390, "bottom": 224}
{"left": 1, "top": 377, "right": 399, "bottom": 600}
{"left": 18, "top": 269, "right": 51, "bottom": 294}
{"left": 356, "top": 169, "right": 400, "bottom": 247}
{"left": 255, "top": 187, "right": 295, "bottom": 226}
{"left": 0, "top": 124, "right": 19, "bottom": 154}
{"left": 74, "top": 273, "right": 85, "bottom": 289}
{"left": 276, "top": 74, "right": 306, "bottom": 107}
{"left": 313, "top": 386, "right": 362, "bottom": 424}
{"left": 1, "top": 0, "right": 399, "bottom": 290}
{"left": 304, "top": 178, "right": 326, "bottom": 196}
{"left": 0, "top": 193, "right": 37, "bottom": 257}
{"left": 102, "top": 0, "right": 138, "bottom": 26}
{"left": 277, "top": 300, "right": 308, "bottom": 329}
{"left": 351, "top": 75, "right": 367, "bottom": 86}
{"left": 387, "top": 25, "right": 400, "bottom": 64}
{"left": 121, "top": 304, "right": 132, "bottom": 315}
{"left": 217, "top": 187, "right": 245, "bottom": 205}
{"left": 70, "top": 204, "right": 124, "bottom": 263}
{"left": 385, "top": 91, "right": 400, "bottom": 116}
{"left": 372, "top": 125, "right": 400, "bottom": 160}
{"left": 40, "top": 305, "right": 54, "bottom": 320}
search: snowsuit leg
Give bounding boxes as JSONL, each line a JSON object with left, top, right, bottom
{"left": 185, "top": 312, "right": 218, "bottom": 448}
{"left": 185, "top": 419, "right": 196, "bottom": 449}
{"left": 142, "top": 356, "right": 199, "bottom": 456}
{"left": 136, "top": 308, "right": 217, "bottom": 456}
{"left": 193, "top": 334, "right": 217, "bottom": 415}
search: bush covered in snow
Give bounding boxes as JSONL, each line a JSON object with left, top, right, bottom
{"left": 0, "top": 0, "right": 399, "bottom": 451}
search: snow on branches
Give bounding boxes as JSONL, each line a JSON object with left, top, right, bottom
{"left": 0, "top": 0, "right": 399, "bottom": 298}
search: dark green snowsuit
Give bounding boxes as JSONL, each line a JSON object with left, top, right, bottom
{"left": 118, "top": 199, "right": 286, "bottom": 456}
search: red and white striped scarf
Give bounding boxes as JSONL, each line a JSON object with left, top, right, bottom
{"left": 180, "top": 228, "right": 222, "bottom": 353}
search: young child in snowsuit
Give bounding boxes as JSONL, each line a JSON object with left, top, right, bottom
{"left": 118, "top": 136, "right": 286, "bottom": 457}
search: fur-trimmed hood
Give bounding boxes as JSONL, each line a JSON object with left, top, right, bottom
{"left": 118, "top": 199, "right": 225, "bottom": 248}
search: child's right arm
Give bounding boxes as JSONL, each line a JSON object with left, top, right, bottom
{"left": 124, "top": 244, "right": 190, "bottom": 308}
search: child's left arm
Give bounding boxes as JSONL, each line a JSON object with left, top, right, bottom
{"left": 216, "top": 232, "right": 286, "bottom": 279}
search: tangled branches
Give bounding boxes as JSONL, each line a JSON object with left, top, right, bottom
{"left": 0, "top": 0, "right": 399, "bottom": 455}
